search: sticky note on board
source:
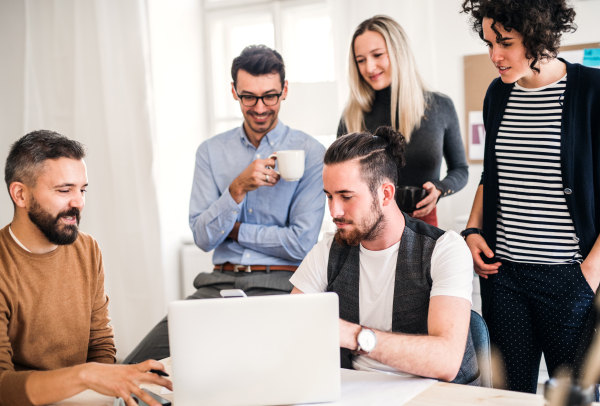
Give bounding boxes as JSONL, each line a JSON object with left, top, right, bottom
{"left": 583, "top": 48, "right": 600, "bottom": 68}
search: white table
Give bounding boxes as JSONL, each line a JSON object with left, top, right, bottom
{"left": 53, "top": 358, "right": 548, "bottom": 406}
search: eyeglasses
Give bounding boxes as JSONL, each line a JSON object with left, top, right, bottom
{"left": 235, "top": 90, "right": 283, "bottom": 107}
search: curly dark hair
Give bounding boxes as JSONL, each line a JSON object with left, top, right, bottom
{"left": 461, "top": 0, "right": 577, "bottom": 73}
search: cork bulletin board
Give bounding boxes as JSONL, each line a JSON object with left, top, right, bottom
{"left": 463, "top": 42, "right": 600, "bottom": 163}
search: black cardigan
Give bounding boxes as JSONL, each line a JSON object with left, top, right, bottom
{"left": 480, "top": 59, "right": 600, "bottom": 260}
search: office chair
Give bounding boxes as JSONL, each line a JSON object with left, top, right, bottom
{"left": 470, "top": 310, "right": 492, "bottom": 388}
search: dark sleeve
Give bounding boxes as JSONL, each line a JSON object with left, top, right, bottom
{"left": 480, "top": 83, "right": 493, "bottom": 186}
{"left": 430, "top": 95, "right": 469, "bottom": 198}
{"left": 336, "top": 117, "right": 347, "bottom": 138}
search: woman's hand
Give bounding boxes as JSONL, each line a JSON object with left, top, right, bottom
{"left": 580, "top": 260, "right": 600, "bottom": 294}
{"left": 465, "top": 234, "right": 501, "bottom": 278}
{"left": 412, "top": 182, "right": 442, "bottom": 218}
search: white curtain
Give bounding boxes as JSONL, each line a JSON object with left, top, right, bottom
{"left": 13, "top": 0, "right": 165, "bottom": 359}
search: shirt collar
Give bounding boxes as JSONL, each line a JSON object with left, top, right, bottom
{"left": 238, "top": 120, "right": 286, "bottom": 149}
{"left": 9, "top": 225, "right": 32, "bottom": 252}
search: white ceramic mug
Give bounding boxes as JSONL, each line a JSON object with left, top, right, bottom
{"left": 268, "top": 150, "right": 305, "bottom": 182}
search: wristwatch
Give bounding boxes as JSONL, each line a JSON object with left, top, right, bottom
{"left": 460, "top": 228, "right": 483, "bottom": 240}
{"left": 357, "top": 327, "right": 377, "bottom": 354}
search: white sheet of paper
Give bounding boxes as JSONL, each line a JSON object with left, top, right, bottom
{"left": 307, "top": 369, "right": 436, "bottom": 406}
{"left": 157, "top": 358, "right": 436, "bottom": 405}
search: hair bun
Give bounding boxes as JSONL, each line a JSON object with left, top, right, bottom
{"left": 373, "top": 126, "right": 406, "bottom": 169}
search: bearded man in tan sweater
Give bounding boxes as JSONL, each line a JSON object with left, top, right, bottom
{"left": 0, "top": 131, "right": 172, "bottom": 406}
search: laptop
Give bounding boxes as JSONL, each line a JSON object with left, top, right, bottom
{"left": 168, "top": 293, "right": 341, "bottom": 406}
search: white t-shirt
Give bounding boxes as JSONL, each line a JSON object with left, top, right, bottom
{"left": 290, "top": 230, "right": 473, "bottom": 376}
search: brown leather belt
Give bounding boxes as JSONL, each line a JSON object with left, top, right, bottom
{"left": 214, "top": 263, "right": 298, "bottom": 273}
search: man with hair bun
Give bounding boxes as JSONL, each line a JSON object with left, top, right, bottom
{"left": 125, "top": 45, "right": 326, "bottom": 363}
{"left": 291, "top": 126, "right": 479, "bottom": 384}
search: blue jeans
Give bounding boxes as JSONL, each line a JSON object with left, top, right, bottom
{"left": 487, "top": 261, "right": 595, "bottom": 393}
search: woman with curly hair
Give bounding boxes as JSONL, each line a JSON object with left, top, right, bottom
{"left": 461, "top": 0, "right": 600, "bottom": 393}
{"left": 337, "top": 15, "right": 468, "bottom": 227}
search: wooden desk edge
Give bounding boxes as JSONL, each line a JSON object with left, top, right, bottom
{"left": 406, "top": 381, "right": 545, "bottom": 406}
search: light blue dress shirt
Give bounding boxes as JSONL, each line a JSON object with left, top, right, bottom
{"left": 189, "top": 121, "right": 326, "bottom": 266}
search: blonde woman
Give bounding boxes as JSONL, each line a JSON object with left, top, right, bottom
{"left": 337, "top": 15, "right": 468, "bottom": 227}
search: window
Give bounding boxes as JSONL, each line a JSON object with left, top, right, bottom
{"left": 281, "top": 2, "right": 335, "bottom": 83}
{"left": 208, "top": 9, "right": 275, "bottom": 135}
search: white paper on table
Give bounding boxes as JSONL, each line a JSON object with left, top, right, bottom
{"left": 157, "top": 358, "right": 436, "bottom": 405}
{"left": 308, "top": 369, "right": 437, "bottom": 406}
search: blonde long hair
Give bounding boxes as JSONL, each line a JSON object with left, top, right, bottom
{"left": 343, "top": 15, "right": 428, "bottom": 142}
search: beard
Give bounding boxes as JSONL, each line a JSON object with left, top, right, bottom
{"left": 334, "top": 197, "right": 385, "bottom": 246}
{"left": 244, "top": 111, "right": 277, "bottom": 135}
{"left": 27, "top": 197, "right": 81, "bottom": 245}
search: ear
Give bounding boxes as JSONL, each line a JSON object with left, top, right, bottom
{"left": 281, "top": 80, "right": 289, "bottom": 100}
{"left": 9, "top": 182, "right": 28, "bottom": 209}
{"left": 231, "top": 83, "right": 239, "bottom": 101}
{"left": 381, "top": 182, "right": 396, "bottom": 207}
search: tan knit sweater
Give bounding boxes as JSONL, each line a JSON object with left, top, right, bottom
{"left": 0, "top": 225, "right": 116, "bottom": 405}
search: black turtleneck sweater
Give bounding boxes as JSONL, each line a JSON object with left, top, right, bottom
{"left": 337, "top": 88, "right": 468, "bottom": 199}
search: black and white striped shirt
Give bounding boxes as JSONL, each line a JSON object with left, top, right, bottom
{"left": 495, "top": 74, "right": 582, "bottom": 264}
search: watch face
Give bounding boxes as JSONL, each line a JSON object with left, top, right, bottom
{"left": 358, "top": 329, "right": 377, "bottom": 352}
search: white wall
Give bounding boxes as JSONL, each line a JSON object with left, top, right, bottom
{"left": 563, "top": 0, "right": 600, "bottom": 47}
{"left": 0, "top": 0, "right": 25, "bottom": 225}
{"left": 421, "top": 0, "right": 486, "bottom": 231}
{"left": 147, "top": 0, "right": 208, "bottom": 307}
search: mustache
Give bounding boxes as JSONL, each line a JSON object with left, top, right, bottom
{"left": 333, "top": 218, "right": 353, "bottom": 225}
{"left": 57, "top": 207, "right": 81, "bottom": 222}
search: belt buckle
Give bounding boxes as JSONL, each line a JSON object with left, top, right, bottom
{"left": 234, "top": 264, "right": 251, "bottom": 273}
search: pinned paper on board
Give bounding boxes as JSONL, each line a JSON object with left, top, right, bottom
{"left": 583, "top": 48, "right": 600, "bottom": 68}
{"left": 468, "top": 111, "right": 485, "bottom": 162}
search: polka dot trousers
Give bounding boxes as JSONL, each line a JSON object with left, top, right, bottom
{"left": 487, "top": 261, "right": 595, "bottom": 393}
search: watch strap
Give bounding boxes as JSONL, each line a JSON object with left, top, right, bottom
{"left": 460, "top": 228, "right": 483, "bottom": 239}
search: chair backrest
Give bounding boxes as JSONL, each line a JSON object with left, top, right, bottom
{"left": 470, "top": 310, "right": 492, "bottom": 388}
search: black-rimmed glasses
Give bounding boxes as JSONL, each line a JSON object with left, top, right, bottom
{"left": 235, "top": 90, "right": 283, "bottom": 107}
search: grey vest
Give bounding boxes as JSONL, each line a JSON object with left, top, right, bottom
{"left": 326, "top": 214, "right": 480, "bottom": 385}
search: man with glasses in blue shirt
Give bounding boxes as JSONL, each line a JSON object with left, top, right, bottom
{"left": 124, "top": 44, "right": 326, "bottom": 363}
